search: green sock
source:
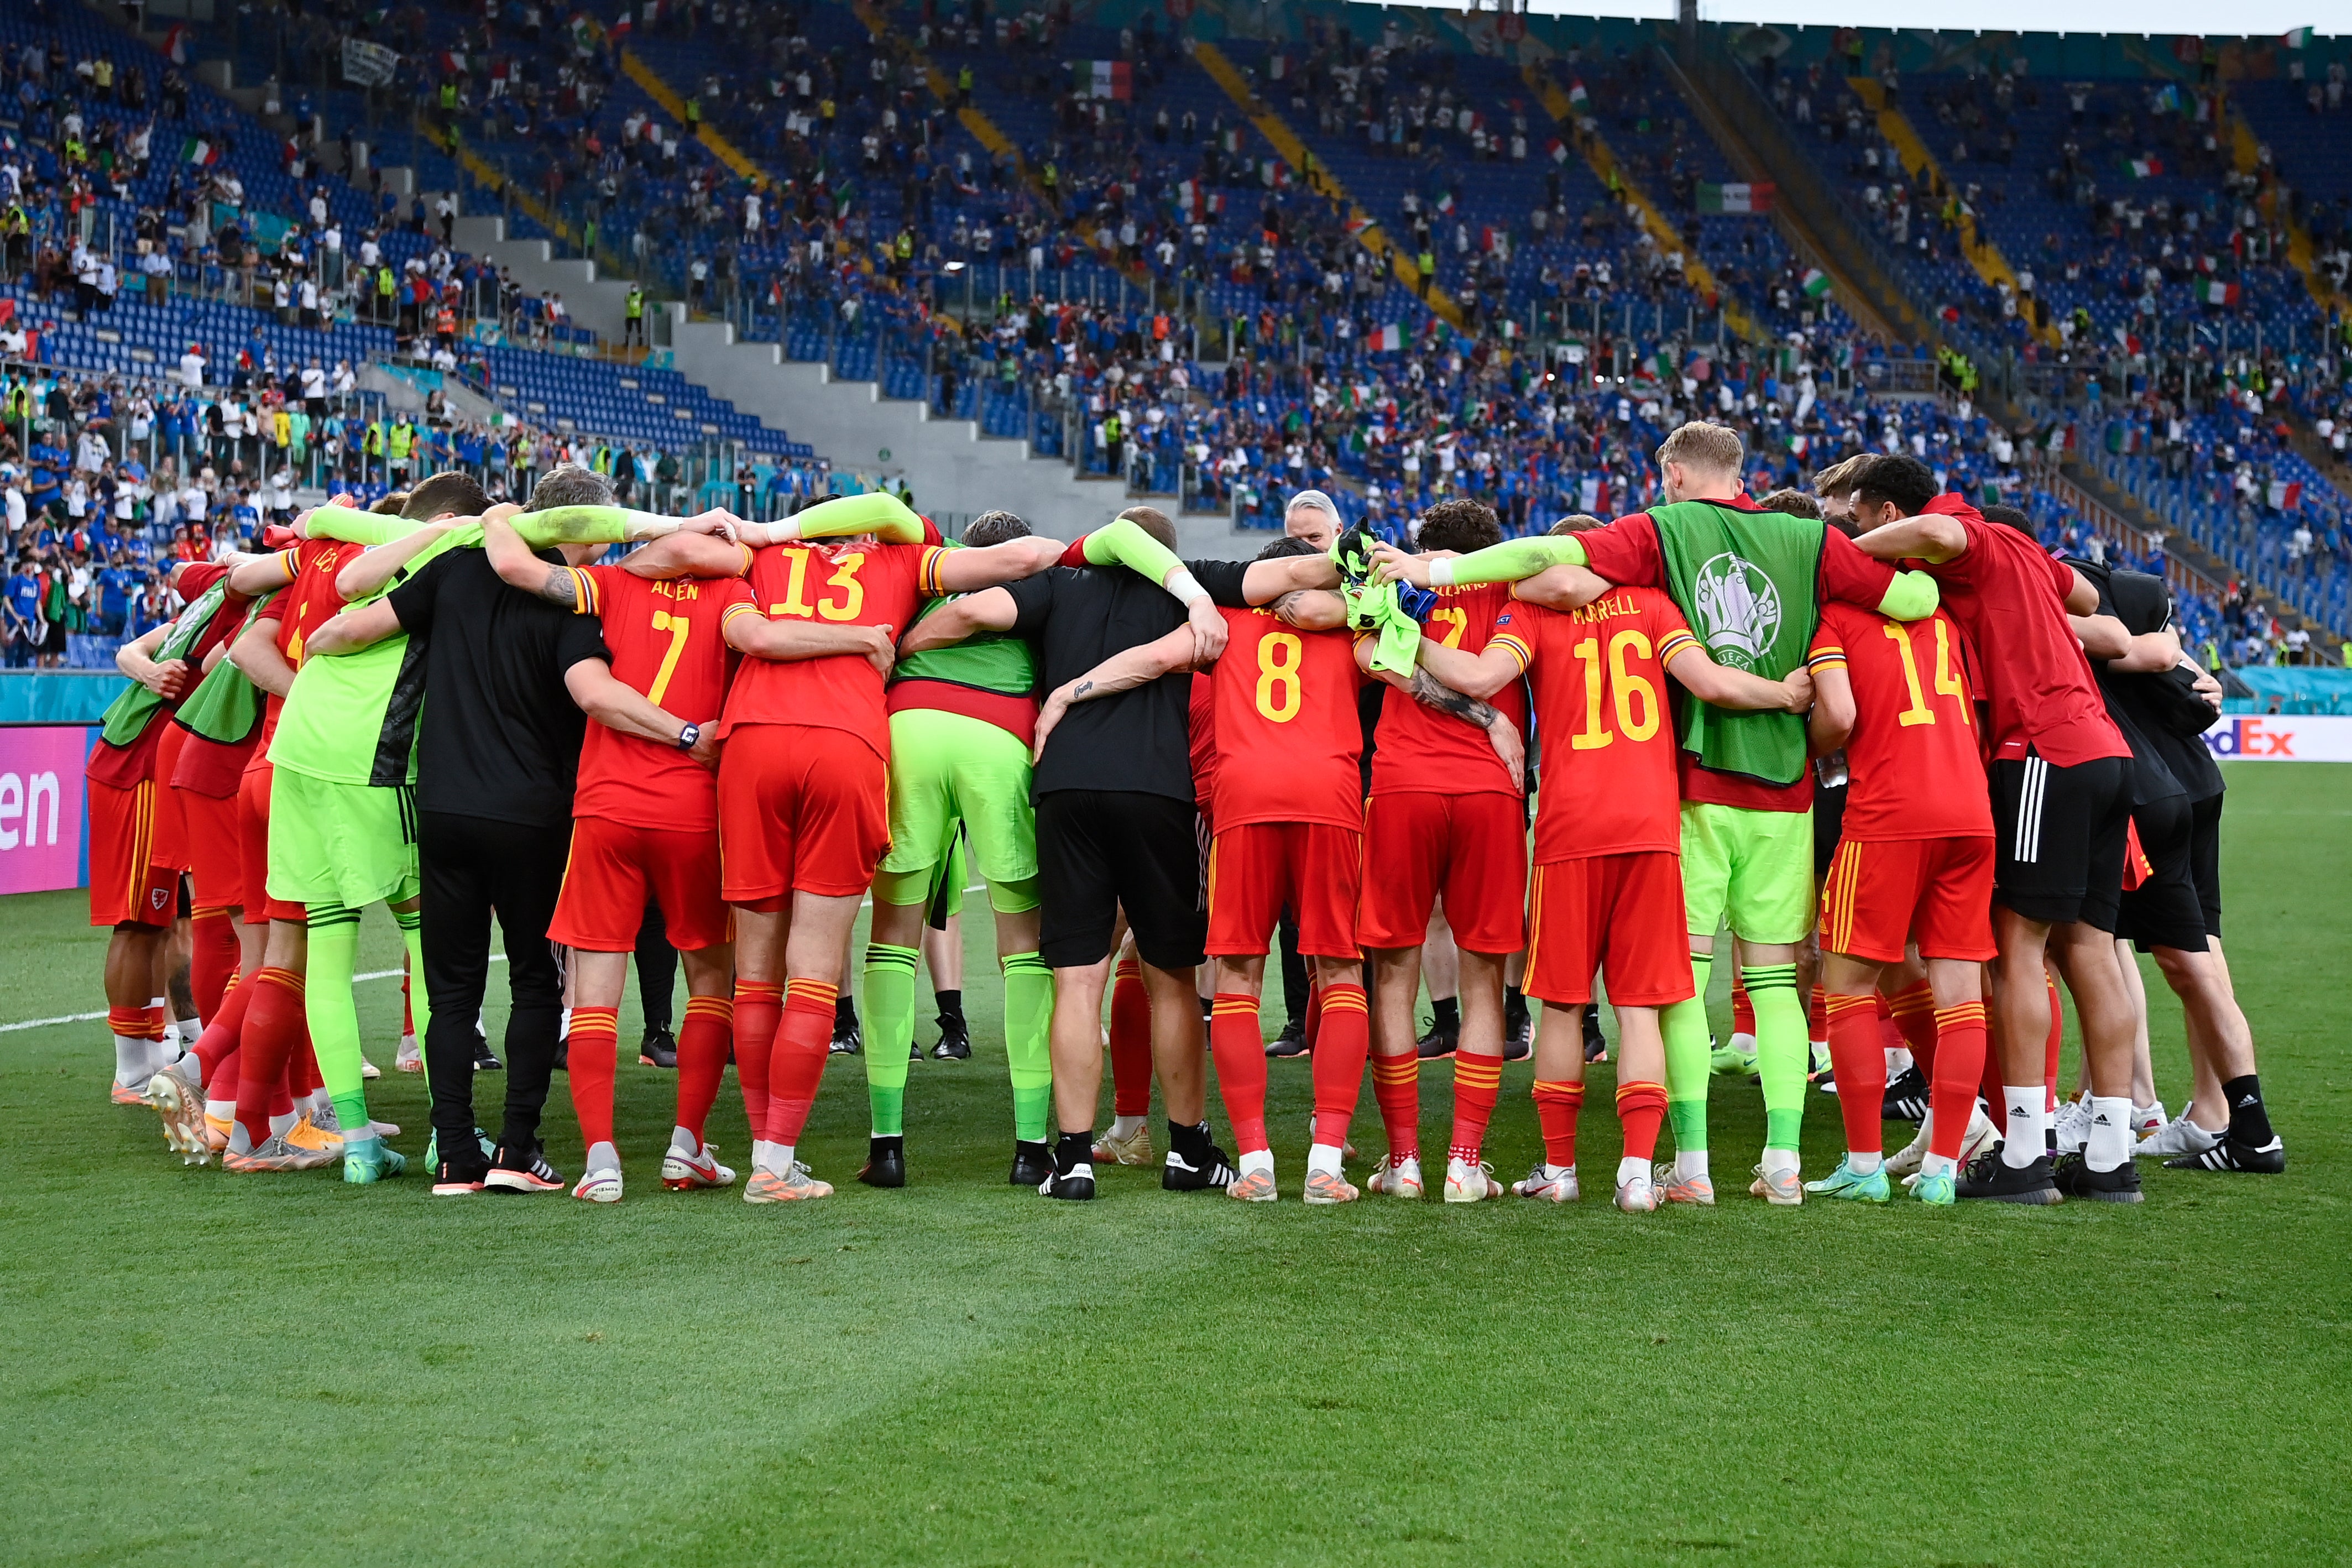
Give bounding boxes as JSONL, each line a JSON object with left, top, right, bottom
{"left": 304, "top": 903, "right": 371, "bottom": 1136}
{"left": 1661, "top": 951, "right": 1713, "bottom": 1155}
{"left": 861, "top": 942, "right": 919, "bottom": 1136}
{"left": 1001, "top": 950, "right": 1054, "bottom": 1143}
{"left": 1746, "top": 961, "right": 1806, "bottom": 1151}
{"left": 394, "top": 906, "right": 431, "bottom": 1090}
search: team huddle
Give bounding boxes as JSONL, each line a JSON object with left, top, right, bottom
{"left": 91, "top": 419, "right": 2285, "bottom": 1210}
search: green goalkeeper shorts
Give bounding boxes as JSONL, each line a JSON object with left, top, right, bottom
{"left": 266, "top": 769, "right": 422, "bottom": 911}
{"left": 1679, "top": 800, "right": 1815, "bottom": 947}
{"left": 876, "top": 708, "right": 1038, "bottom": 913}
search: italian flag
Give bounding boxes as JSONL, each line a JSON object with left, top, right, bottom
{"left": 1801, "top": 268, "right": 1832, "bottom": 299}
{"left": 1344, "top": 213, "right": 1376, "bottom": 237}
{"left": 1069, "top": 60, "right": 1133, "bottom": 101}
{"left": 180, "top": 137, "right": 220, "bottom": 166}
{"left": 1377, "top": 322, "right": 1403, "bottom": 352}
{"left": 1435, "top": 192, "right": 1456, "bottom": 216}
{"left": 1697, "top": 181, "right": 1774, "bottom": 214}
{"left": 2207, "top": 281, "right": 2241, "bottom": 306}
{"left": 2267, "top": 479, "right": 2302, "bottom": 509}
{"left": 1567, "top": 80, "right": 1590, "bottom": 109}
{"left": 1545, "top": 137, "right": 1568, "bottom": 164}
{"left": 2124, "top": 155, "right": 2162, "bottom": 179}
{"left": 2282, "top": 26, "right": 2309, "bottom": 47}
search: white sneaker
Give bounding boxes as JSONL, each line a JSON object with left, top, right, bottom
{"left": 1959, "top": 1105, "right": 2001, "bottom": 1163}
{"left": 1090, "top": 1121, "right": 1154, "bottom": 1166}
{"left": 1306, "top": 1114, "right": 1356, "bottom": 1162}
{"left": 1884, "top": 1114, "right": 1933, "bottom": 1178}
{"left": 360, "top": 1054, "right": 381, "bottom": 1080}
{"left": 2137, "top": 1112, "right": 2220, "bottom": 1158}
{"left": 2132, "top": 1100, "right": 2167, "bottom": 1138}
{"left": 1614, "top": 1169, "right": 1657, "bottom": 1212}
{"left": 1442, "top": 1156, "right": 1503, "bottom": 1203}
{"left": 396, "top": 1033, "right": 424, "bottom": 1073}
{"left": 661, "top": 1141, "right": 738, "bottom": 1189}
{"left": 2052, "top": 1095, "right": 2093, "bottom": 1154}
{"left": 572, "top": 1167, "right": 624, "bottom": 1203}
{"left": 1514, "top": 1163, "right": 1579, "bottom": 1202}
{"left": 1364, "top": 1153, "right": 1424, "bottom": 1199}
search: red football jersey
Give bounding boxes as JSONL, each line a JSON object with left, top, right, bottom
{"left": 1490, "top": 588, "right": 1699, "bottom": 863}
{"left": 566, "top": 565, "right": 752, "bottom": 830}
{"left": 1367, "top": 582, "right": 1526, "bottom": 798}
{"left": 249, "top": 540, "right": 364, "bottom": 748}
{"left": 1810, "top": 604, "right": 1993, "bottom": 842}
{"left": 1206, "top": 607, "right": 1366, "bottom": 833}
{"left": 717, "top": 540, "right": 945, "bottom": 759}
{"left": 1189, "top": 671, "right": 1218, "bottom": 807}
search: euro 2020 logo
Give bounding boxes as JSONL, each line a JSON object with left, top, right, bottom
{"left": 1691, "top": 551, "right": 1782, "bottom": 672}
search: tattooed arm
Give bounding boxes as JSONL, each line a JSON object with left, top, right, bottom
{"left": 1029, "top": 623, "right": 1208, "bottom": 764}
{"left": 1352, "top": 636, "right": 1525, "bottom": 790}
{"left": 484, "top": 510, "right": 583, "bottom": 608}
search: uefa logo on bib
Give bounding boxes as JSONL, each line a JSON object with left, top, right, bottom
{"left": 1691, "top": 551, "right": 1782, "bottom": 671}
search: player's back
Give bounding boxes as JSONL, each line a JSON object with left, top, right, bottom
{"left": 572, "top": 566, "right": 749, "bottom": 828}
{"left": 1368, "top": 582, "right": 1524, "bottom": 798}
{"left": 1813, "top": 603, "right": 1991, "bottom": 842}
{"left": 1207, "top": 606, "right": 1365, "bottom": 833}
{"left": 719, "top": 539, "right": 938, "bottom": 754}
{"left": 1492, "top": 587, "right": 1696, "bottom": 862}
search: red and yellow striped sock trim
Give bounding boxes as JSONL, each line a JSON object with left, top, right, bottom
{"left": 1319, "top": 983, "right": 1368, "bottom": 1016}
{"left": 254, "top": 965, "right": 305, "bottom": 1001}
{"left": 784, "top": 979, "right": 839, "bottom": 1011}
{"left": 1887, "top": 981, "right": 1937, "bottom": 1021}
{"left": 1452, "top": 1052, "right": 1504, "bottom": 1092}
{"left": 568, "top": 1005, "right": 620, "bottom": 1041}
{"left": 1114, "top": 956, "right": 1142, "bottom": 982}
{"left": 1933, "top": 1001, "right": 1988, "bottom": 1031}
{"left": 733, "top": 979, "right": 783, "bottom": 1006}
{"left": 1614, "top": 1079, "right": 1668, "bottom": 1114}
{"left": 1210, "top": 994, "right": 1260, "bottom": 1020}
{"left": 1371, "top": 1054, "right": 1419, "bottom": 1088}
{"left": 1823, "top": 992, "right": 1877, "bottom": 1023}
{"left": 684, "top": 995, "right": 735, "bottom": 1023}
{"left": 106, "top": 1005, "right": 152, "bottom": 1038}
{"left": 1532, "top": 1078, "right": 1585, "bottom": 1109}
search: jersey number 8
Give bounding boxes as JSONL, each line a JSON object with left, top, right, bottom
{"left": 1255, "top": 630, "right": 1303, "bottom": 723}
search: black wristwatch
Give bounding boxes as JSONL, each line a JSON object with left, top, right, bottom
{"left": 675, "top": 722, "right": 700, "bottom": 752}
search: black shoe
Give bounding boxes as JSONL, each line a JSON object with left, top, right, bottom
{"left": 1265, "top": 1021, "right": 1308, "bottom": 1058}
{"left": 858, "top": 1135, "right": 906, "bottom": 1188}
{"left": 829, "top": 1019, "right": 863, "bottom": 1056}
{"left": 473, "top": 1044, "right": 503, "bottom": 1071}
{"left": 1955, "top": 1149, "right": 2063, "bottom": 1204}
{"left": 2164, "top": 1134, "right": 2287, "bottom": 1173}
{"left": 2052, "top": 1151, "right": 2145, "bottom": 1203}
{"left": 931, "top": 1017, "right": 971, "bottom": 1060}
{"left": 1007, "top": 1139, "right": 1053, "bottom": 1185}
{"left": 638, "top": 1024, "right": 677, "bottom": 1068}
{"left": 484, "top": 1142, "right": 563, "bottom": 1193}
{"left": 1162, "top": 1142, "right": 1237, "bottom": 1191}
{"left": 909, "top": 1039, "right": 922, "bottom": 1062}
{"left": 1415, "top": 1022, "right": 1457, "bottom": 1061}
{"left": 1039, "top": 1162, "right": 1096, "bottom": 1200}
{"left": 1582, "top": 1007, "right": 1608, "bottom": 1064}
{"left": 550, "top": 1038, "right": 568, "bottom": 1073}
{"left": 1504, "top": 1005, "right": 1532, "bottom": 1059}
{"left": 1882, "top": 1064, "right": 1929, "bottom": 1122}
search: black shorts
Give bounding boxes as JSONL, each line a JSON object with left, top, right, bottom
{"left": 2116, "top": 791, "right": 2209, "bottom": 954}
{"left": 1991, "top": 751, "right": 2130, "bottom": 931}
{"left": 1036, "top": 789, "right": 1208, "bottom": 971}
{"left": 2188, "top": 791, "right": 2223, "bottom": 939}
{"left": 1812, "top": 779, "right": 1847, "bottom": 880}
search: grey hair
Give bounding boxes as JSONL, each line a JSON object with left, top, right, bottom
{"left": 1284, "top": 488, "right": 1339, "bottom": 520}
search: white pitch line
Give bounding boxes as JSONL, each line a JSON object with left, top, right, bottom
{"left": 0, "top": 954, "right": 505, "bottom": 1034}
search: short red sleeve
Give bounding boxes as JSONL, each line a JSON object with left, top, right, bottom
{"left": 1572, "top": 515, "right": 1664, "bottom": 588}
{"left": 1057, "top": 535, "right": 1090, "bottom": 568}
{"left": 1820, "top": 529, "right": 1899, "bottom": 609}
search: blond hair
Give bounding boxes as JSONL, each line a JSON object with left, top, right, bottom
{"left": 1810, "top": 453, "right": 1872, "bottom": 499}
{"left": 1653, "top": 421, "right": 1744, "bottom": 478}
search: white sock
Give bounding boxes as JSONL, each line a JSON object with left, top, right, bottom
{"left": 1306, "top": 1141, "right": 1344, "bottom": 1177}
{"left": 1885, "top": 1046, "right": 1913, "bottom": 1075}
{"left": 1615, "top": 1155, "right": 1648, "bottom": 1186}
{"left": 767, "top": 1141, "right": 795, "bottom": 1176}
{"left": 268, "top": 1110, "right": 297, "bottom": 1138}
{"left": 227, "top": 1123, "right": 256, "bottom": 1157}
{"left": 1920, "top": 1152, "right": 1958, "bottom": 1180}
{"left": 1109, "top": 1114, "right": 1147, "bottom": 1141}
{"left": 1675, "top": 1149, "right": 1710, "bottom": 1182}
{"left": 558, "top": 1006, "right": 573, "bottom": 1039}
{"left": 1848, "top": 1149, "right": 1883, "bottom": 1175}
{"left": 2001, "top": 1084, "right": 2045, "bottom": 1168}
{"left": 2085, "top": 1095, "right": 2133, "bottom": 1172}
{"left": 669, "top": 1125, "right": 700, "bottom": 1156}
{"left": 584, "top": 1140, "right": 620, "bottom": 1175}
{"left": 1238, "top": 1148, "right": 1274, "bottom": 1178}
{"left": 1543, "top": 1162, "right": 1574, "bottom": 1180}
{"left": 204, "top": 1096, "right": 234, "bottom": 1121}
{"left": 1761, "top": 1147, "right": 1800, "bottom": 1177}
{"left": 1911, "top": 1109, "right": 1936, "bottom": 1148}
{"left": 1729, "top": 1030, "right": 1757, "bottom": 1054}
{"left": 113, "top": 1034, "right": 150, "bottom": 1086}
{"left": 400, "top": 1032, "right": 419, "bottom": 1054}
{"left": 179, "top": 1016, "right": 203, "bottom": 1048}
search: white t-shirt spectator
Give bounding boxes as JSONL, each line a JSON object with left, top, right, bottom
{"left": 179, "top": 349, "right": 206, "bottom": 388}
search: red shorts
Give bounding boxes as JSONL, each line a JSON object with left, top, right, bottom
{"left": 1525, "top": 852, "right": 1693, "bottom": 1008}
{"left": 184, "top": 788, "right": 245, "bottom": 913}
{"left": 1206, "top": 822, "right": 1362, "bottom": 959}
{"left": 551, "top": 816, "right": 730, "bottom": 952}
{"left": 1358, "top": 791, "right": 1526, "bottom": 954}
{"left": 1820, "top": 835, "right": 1997, "bottom": 964}
{"left": 717, "top": 723, "right": 889, "bottom": 904}
{"left": 87, "top": 774, "right": 175, "bottom": 928}
{"left": 238, "top": 762, "right": 305, "bottom": 926}
{"left": 148, "top": 722, "right": 192, "bottom": 874}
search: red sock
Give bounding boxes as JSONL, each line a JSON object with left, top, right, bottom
{"left": 1208, "top": 993, "right": 1269, "bottom": 1156}
{"left": 732, "top": 980, "right": 782, "bottom": 1141}
{"left": 1447, "top": 1049, "right": 1503, "bottom": 1164}
{"left": 1309, "top": 981, "right": 1369, "bottom": 1147}
{"left": 401, "top": 968, "right": 414, "bottom": 1038}
{"left": 288, "top": 1034, "right": 321, "bottom": 1101}
{"left": 566, "top": 1004, "right": 620, "bottom": 1151}
{"left": 1884, "top": 979, "right": 1938, "bottom": 1073}
{"left": 675, "top": 995, "right": 731, "bottom": 1142}
{"left": 233, "top": 968, "right": 305, "bottom": 1147}
{"left": 1929, "top": 1001, "right": 1989, "bottom": 1161}
{"left": 1824, "top": 992, "right": 1886, "bottom": 1155}
{"left": 1809, "top": 983, "right": 1830, "bottom": 1043}
{"left": 1731, "top": 974, "right": 1754, "bottom": 1036}
{"left": 191, "top": 910, "right": 238, "bottom": 1023}
{"left": 1371, "top": 1052, "right": 1419, "bottom": 1160}
{"left": 1532, "top": 1078, "right": 1584, "bottom": 1166}
{"left": 1109, "top": 957, "right": 1152, "bottom": 1118}
{"left": 1304, "top": 975, "right": 1325, "bottom": 1053}
{"left": 1615, "top": 1079, "right": 1669, "bottom": 1163}
{"left": 762, "top": 979, "right": 837, "bottom": 1147}
{"left": 2043, "top": 976, "right": 2063, "bottom": 1111}
{"left": 142, "top": 1004, "right": 168, "bottom": 1047}
{"left": 192, "top": 966, "right": 257, "bottom": 1087}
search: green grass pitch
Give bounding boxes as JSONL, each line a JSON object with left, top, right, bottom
{"left": 3, "top": 763, "right": 2348, "bottom": 1566}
